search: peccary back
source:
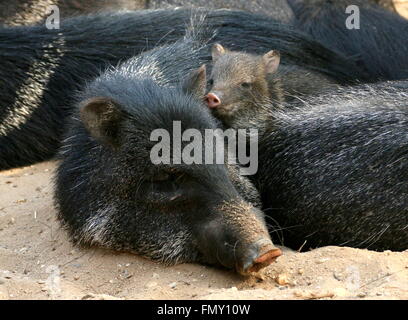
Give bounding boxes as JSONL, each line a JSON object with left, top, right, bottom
{"left": 257, "top": 81, "right": 408, "bottom": 251}
{"left": 289, "top": 0, "right": 408, "bottom": 81}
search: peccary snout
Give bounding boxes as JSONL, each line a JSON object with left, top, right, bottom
{"left": 196, "top": 201, "right": 281, "bottom": 274}
{"left": 205, "top": 92, "right": 222, "bottom": 108}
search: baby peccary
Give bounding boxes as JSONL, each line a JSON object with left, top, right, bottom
{"left": 206, "top": 77, "right": 408, "bottom": 251}
{"left": 55, "top": 35, "right": 281, "bottom": 274}
{"left": 205, "top": 43, "right": 337, "bottom": 128}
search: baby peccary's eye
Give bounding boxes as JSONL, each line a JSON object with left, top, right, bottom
{"left": 241, "top": 82, "right": 251, "bottom": 88}
{"left": 208, "top": 79, "right": 214, "bottom": 86}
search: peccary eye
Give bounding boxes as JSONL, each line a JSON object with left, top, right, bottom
{"left": 208, "top": 79, "right": 214, "bottom": 86}
{"left": 241, "top": 82, "right": 251, "bottom": 88}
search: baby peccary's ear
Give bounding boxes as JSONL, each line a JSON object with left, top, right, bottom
{"left": 262, "top": 50, "right": 281, "bottom": 74}
{"left": 79, "top": 97, "right": 123, "bottom": 148}
{"left": 211, "top": 43, "right": 227, "bottom": 62}
{"left": 182, "top": 65, "right": 207, "bottom": 99}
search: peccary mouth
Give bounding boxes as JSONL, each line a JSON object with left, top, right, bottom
{"left": 212, "top": 104, "right": 239, "bottom": 117}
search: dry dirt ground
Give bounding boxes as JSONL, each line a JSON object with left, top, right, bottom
{"left": 395, "top": 0, "right": 408, "bottom": 17}
{"left": 0, "top": 161, "right": 407, "bottom": 300}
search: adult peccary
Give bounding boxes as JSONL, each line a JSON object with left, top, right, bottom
{"left": 0, "top": 0, "right": 293, "bottom": 26}
{"left": 54, "top": 29, "right": 282, "bottom": 274}
{"left": 0, "top": 8, "right": 365, "bottom": 171}
{"left": 288, "top": 0, "right": 408, "bottom": 81}
{"left": 205, "top": 43, "right": 338, "bottom": 127}
{"left": 203, "top": 75, "right": 408, "bottom": 251}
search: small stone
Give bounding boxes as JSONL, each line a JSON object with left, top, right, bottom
{"left": 169, "top": 282, "right": 177, "bottom": 289}
{"left": 357, "top": 292, "right": 367, "bottom": 298}
{"left": 74, "top": 275, "right": 80, "bottom": 280}
{"left": 276, "top": 273, "right": 290, "bottom": 286}
{"left": 298, "top": 268, "right": 304, "bottom": 275}
{"left": 316, "top": 258, "right": 330, "bottom": 264}
{"left": 37, "top": 280, "right": 45, "bottom": 284}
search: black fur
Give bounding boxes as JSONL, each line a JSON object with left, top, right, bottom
{"left": 54, "top": 33, "right": 278, "bottom": 273}
{"left": 0, "top": 8, "right": 365, "bottom": 171}
{"left": 289, "top": 0, "right": 408, "bottom": 81}
{"left": 254, "top": 81, "right": 408, "bottom": 251}
{"left": 0, "top": 0, "right": 293, "bottom": 26}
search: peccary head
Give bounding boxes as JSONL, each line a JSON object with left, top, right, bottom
{"left": 205, "top": 43, "right": 282, "bottom": 128}
{"left": 55, "top": 65, "right": 281, "bottom": 274}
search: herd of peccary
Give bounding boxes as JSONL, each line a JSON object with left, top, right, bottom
{"left": 0, "top": 0, "right": 407, "bottom": 274}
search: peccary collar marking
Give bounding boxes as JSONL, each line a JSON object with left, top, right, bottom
{"left": 0, "top": 37, "right": 66, "bottom": 136}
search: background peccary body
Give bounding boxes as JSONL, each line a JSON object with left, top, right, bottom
{"left": 205, "top": 44, "right": 338, "bottom": 128}
{"left": 288, "top": 0, "right": 397, "bottom": 12}
{"left": 55, "top": 32, "right": 282, "bottom": 274}
{"left": 246, "top": 82, "right": 408, "bottom": 251}
{"left": 289, "top": 0, "right": 408, "bottom": 81}
{"left": 0, "top": 0, "right": 293, "bottom": 26}
{"left": 0, "top": 0, "right": 144, "bottom": 26}
{"left": 149, "top": 0, "right": 294, "bottom": 22}
{"left": 0, "top": 8, "right": 365, "bottom": 171}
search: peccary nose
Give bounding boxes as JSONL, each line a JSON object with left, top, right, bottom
{"left": 205, "top": 92, "right": 221, "bottom": 108}
{"left": 239, "top": 239, "right": 282, "bottom": 274}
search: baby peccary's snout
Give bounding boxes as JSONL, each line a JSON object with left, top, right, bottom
{"left": 197, "top": 200, "right": 281, "bottom": 275}
{"left": 205, "top": 92, "right": 221, "bottom": 108}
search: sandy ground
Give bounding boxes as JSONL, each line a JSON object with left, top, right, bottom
{"left": 395, "top": 0, "right": 408, "bottom": 18}
{"left": 0, "top": 161, "right": 406, "bottom": 300}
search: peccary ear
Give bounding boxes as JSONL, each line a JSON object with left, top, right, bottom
{"left": 262, "top": 50, "right": 281, "bottom": 74}
{"left": 182, "top": 65, "right": 207, "bottom": 99}
{"left": 79, "top": 97, "right": 123, "bottom": 148}
{"left": 211, "top": 43, "right": 227, "bottom": 62}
